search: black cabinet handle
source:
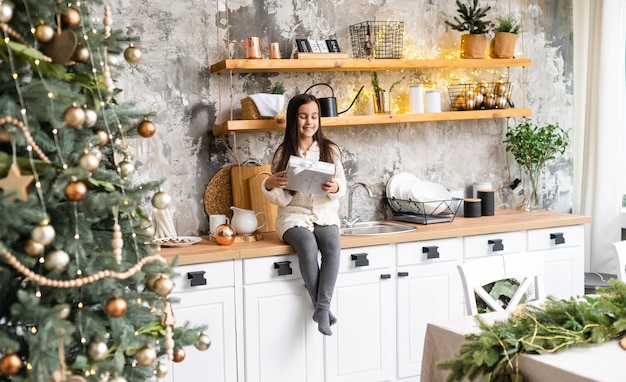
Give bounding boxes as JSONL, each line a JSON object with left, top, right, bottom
{"left": 422, "top": 246, "right": 440, "bottom": 259}
{"left": 550, "top": 232, "right": 565, "bottom": 245}
{"left": 187, "top": 271, "right": 207, "bottom": 287}
{"left": 488, "top": 239, "right": 504, "bottom": 252}
{"left": 398, "top": 271, "right": 409, "bottom": 277}
{"left": 351, "top": 253, "right": 370, "bottom": 267}
{"left": 380, "top": 274, "right": 391, "bottom": 279}
{"left": 273, "top": 261, "right": 293, "bottom": 276}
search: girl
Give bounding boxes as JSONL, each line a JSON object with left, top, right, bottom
{"left": 262, "top": 93, "right": 346, "bottom": 336}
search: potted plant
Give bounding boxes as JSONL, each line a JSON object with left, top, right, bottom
{"left": 490, "top": 16, "right": 521, "bottom": 58}
{"left": 445, "top": 0, "right": 492, "bottom": 59}
{"left": 503, "top": 118, "right": 569, "bottom": 211}
{"left": 371, "top": 72, "right": 404, "bottom": 114}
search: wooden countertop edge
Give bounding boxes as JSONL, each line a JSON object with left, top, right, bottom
{"left": 161, "top": 210, "right": 592, "bottom": 265}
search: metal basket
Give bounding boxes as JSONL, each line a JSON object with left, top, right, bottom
{"left": 349, "top": 21, "right": 404, "bottom": 59}
{"left": 386, "top": 197, "right": 462, "bottom": 224}
{"left": 447, "top": 81, "right": 513, "bottom": 111}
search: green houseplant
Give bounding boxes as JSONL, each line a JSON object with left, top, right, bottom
{"left": 445, "top": 0, "right": 492, "bottom": 58}
{"left": 371, "top": 72, "right": 404, "bottom": 114}
{"left": 490, "top": 16, "right": 521, "bottom": 58}
{"left": 503, "top": 118, "right": 569, "bottom": 211}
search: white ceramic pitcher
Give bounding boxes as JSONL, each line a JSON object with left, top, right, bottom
{"left": 230, "top": 206, "right": 267, "bottom": 235}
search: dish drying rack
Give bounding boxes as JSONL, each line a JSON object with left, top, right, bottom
{"left": 386, "top": 197, "right": 463, "bottom": 224}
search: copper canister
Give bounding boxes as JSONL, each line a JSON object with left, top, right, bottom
{"left": 245, "top": 37, "right": 262, "bottom": 59}
{"left": 269, "top": 43, "right": 281, "bottom": 59}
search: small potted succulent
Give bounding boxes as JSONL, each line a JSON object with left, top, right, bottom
{"left": 503, "top": 118, "right": 569, "bottom": 211}
{"left": 445, "top": 0, "right": 492, "bottom": 59}
{"left": 490, "top": 16, "right": 521, "bottom": 58}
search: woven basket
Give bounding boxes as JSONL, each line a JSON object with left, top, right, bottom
{"left": 241, "top": 97, "right": 285, "bottom": 122}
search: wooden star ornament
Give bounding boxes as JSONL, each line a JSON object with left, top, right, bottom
{"left": 0, "top": 164, "right": 34, "bottom": 203}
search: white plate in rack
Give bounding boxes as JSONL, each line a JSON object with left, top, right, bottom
{"left": 409, "top": 182, "right": 452, "bottom": 214}
{"left": 155, "top": 236, "right": 202, "bottom": 247}
{"left": 386, "top": 172, "right": 419, "bottom": 199}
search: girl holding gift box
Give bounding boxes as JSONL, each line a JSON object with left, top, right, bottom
{"left": 262, "top": 93, "right": 347, "bottom": 336}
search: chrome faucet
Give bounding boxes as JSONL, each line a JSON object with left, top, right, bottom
{"left": 342, "top": 182, "right": 374, "bottom": 228}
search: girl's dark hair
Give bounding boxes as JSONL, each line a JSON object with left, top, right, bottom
{"left": 272, "top": 93, "right": 341, "bottom": 173}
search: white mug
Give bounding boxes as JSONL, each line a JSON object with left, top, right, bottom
{"left": 209, "top": 214, "right": 230, "bottom": 234}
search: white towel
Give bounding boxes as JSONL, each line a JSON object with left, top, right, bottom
{"left": 248, "top": 93, "right": 285, "bottom": 117}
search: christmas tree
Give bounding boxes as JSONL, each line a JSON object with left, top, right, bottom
{"left": 0, "top": 1, "right": 208, "bottom": 381}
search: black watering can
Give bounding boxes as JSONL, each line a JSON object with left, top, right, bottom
{"left": 304, "top": 83, "right": 364, "bottom": 117}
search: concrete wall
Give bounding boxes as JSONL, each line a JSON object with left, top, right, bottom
{"left": 110, "top": 0, "right": 573, "bottom": 236}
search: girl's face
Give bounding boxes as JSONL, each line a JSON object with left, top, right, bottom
{"left": 297, "top": 101, "right": 319, "bottom": 139}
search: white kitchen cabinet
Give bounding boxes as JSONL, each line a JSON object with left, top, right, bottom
{"left": 165, "top": 261, "right": 238, "bottom": 382}
{"left": 325, "top": 245, "right": 395, "bottom": 382}
{"left": 527, "top": 225, "right": 585, "bottom": 299}
{"left": 242, "top": 254, "right": 323, "bottom": 382}
{"left": 396, "top": 238, "right": 464, "bottom": 379}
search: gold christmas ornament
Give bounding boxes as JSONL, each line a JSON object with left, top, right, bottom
{"left": 154, "top": 361, "right": 168, "bottom": 378}
{"left": 94, "top": 129, "right": 109, "bottom": 146}
{"left": 73, "top": 44, "right": 90, "bottom": 62}
{"left": 54, "top": 303, "right": 71, "bottom": 319}
{"left": 214, "top": 224, "right": 236, "bottom": 246}
{"left": 34, "top": 23, "right": 55, "bottom": 43}
{"left": 152, "top": 275, "right": 174, "bottom": 297}
{"left": 145, "top": 273, "right": 163, "bottom": 290}
{"left": 137, "top": 119, "right": 156, "bottom": 138}
{"left": 0, "top": 2, "right": 13, "bottom": 23}
{"left": 124, "top": 44, "right": 143, "bottom": 64}
{"left": 151, "top": 191, "right": 172, "bottom": 210}
{"left": 60, "top": 8, "right": 81, "bottom": 28}
{"left": 0, "top": 353, "right": 22, "bottom": 376}
{"left": 118, "top": 160, "right": 135, "bottom": 179}
{"left": 104, "top": 296, "right": 127, "bottom": 318}
{"left": 24, "top": 239, "right": 45, "bottom": 256}
{"left": 172, "top": 347, "right": 186, "bottom": 363}
{"left": 88, "top": 341, "right": 108, "bottom": 361}
{"left": 63, "top": 104, "right": 86, "bottom": 128}
{"left": 108, "top": 376, "right": 128, "bottom": 382}
{"left": 31, "top": 223, "right": 56, "bottom": 245}
{"left": 65, "top": 179, "right": 88, "bottom": 202}
{"left": 78, "top": 152, "right": 100, "bottom": 172}
{"left": 44, "top": 249, "right": 70, "bottom": 272}
{"left": 195, "top": 332, "right": 212, "bottom": 351}
{"left": 0, "top": 163, "right": 34, "bottom": 203}
{"left": 135, "top": 345, "right": 157, "bottom": 366}
{"left": 83, "top": 108, "right": 97, "bottom": 128}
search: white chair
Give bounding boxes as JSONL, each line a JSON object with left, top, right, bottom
{"left": 612, "top": 241, "right": 626, "bottom": 282}
{"left": 457, "top": 251, "right": 546, "bottom": 315}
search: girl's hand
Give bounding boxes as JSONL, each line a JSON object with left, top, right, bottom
{"left": 322, "top": 178, "right": 339, "bottom": 194}
{"left": 265, "top": 170, "right": 288, "bottom": 190}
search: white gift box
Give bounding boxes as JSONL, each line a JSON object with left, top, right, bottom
{"left": 285, "top": 156, "right": 335, "bottom": 195}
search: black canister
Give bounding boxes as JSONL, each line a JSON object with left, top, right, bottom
{"left": 464, "top": 198, "right": 481, "bottom": 218}
{"left": 477, "top": 190, "right": 495, "bottom": 216}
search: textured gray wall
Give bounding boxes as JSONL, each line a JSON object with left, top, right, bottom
{"left": 110, "top": 0, "right": 573, "bottom": 236}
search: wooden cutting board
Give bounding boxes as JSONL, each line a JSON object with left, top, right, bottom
{"left": 247, "top": 170, "right": 277, "bottom": 233}
{"left": 230, "top": 164, "right": 270, "bottom": 209}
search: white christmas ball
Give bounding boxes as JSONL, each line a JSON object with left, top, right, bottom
{"left": 0, "top": 3, "right": 13, "bottom": 23}
{"left": 44, "top": 250, "right": 70, "bottom": 272}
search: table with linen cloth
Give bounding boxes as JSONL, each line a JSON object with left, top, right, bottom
{"left": 421, "top": 310, "right": 626, "bottom": 382}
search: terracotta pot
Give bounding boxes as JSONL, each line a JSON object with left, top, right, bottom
{"left": 460, "top": 34, "right": 488, "bottom": 59}
{"left": 490, "top": 32, "right": 517, "bottom": 59}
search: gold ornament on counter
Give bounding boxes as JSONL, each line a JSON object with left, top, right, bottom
{"left": 34, "top": 22, "right": 55, "bottom": 43}
{"left": 0, "top": 353, "right": 22, "bottom": 376}
{"left": 135, "top": 345, "right": 157, "bottom": 366}
{"left": 65, "top": 179, "right": 87, "bottom": 202}
{"left": 63, "top": 104, "right": 86, "bottom": 128}
{"left": 0, "top": 164, "right": 34, "bottom": 203}
{"left": 104, "top": 296, "right": 127, "bottom": 318}
{"left": 124, "top": 43, "right": 143, "bottom": 65}
{"left": 137, "top": 118, "right": 156, "bottom": 138}
{"left": 214, "top": 224, "right": 236, "bottom": 246}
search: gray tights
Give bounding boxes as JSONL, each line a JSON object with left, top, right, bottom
{"left": 283, "top": 224, "right": 340, "bottom": 335}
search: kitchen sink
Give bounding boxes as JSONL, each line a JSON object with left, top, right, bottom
{"left": 340, "top": 221, "right": 417, "bottom": 236}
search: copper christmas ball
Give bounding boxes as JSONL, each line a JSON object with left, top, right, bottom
{"left": 24, "top": 239, "right": 45, "bottom": 256}
{"left": 63, "top": 104, "right": 86, "bottom": 128}
{"left": 135, "top": 345, "right": 157, "bottom": 366}
{"left": 105, "top": 296, "right": 127, "bottom": 318}
{"left": 137, "top": 119, "right": 156, "bottom": 138}
{"left": 172, "top": 347, "right": 186, "bottom": 363}
{"left": 65, "top": 180, "right": 88, "bottom": 201}
{"left": 61, "top": 8, "right": 81, "bottom": 28}
{"left": 214, "top": 224, "right": 236, "bottom": 246}
{"left": 0, "top": 353, "right": 22, "bottom": 376}
{"left": 34, "top": 23, "right": 55, "bottom": 43}
{"left": 124, "top": 44, "right": 143, "bottom": 65}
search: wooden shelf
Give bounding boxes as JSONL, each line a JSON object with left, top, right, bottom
{"left": 210, "top": 58, "right": 532, "bottom": 74}
{"left": 212, "top": 108, "right": 531, "bottom": 135}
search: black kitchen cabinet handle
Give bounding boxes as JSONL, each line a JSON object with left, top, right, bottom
{"left": 422, "top": 246, "right": 440, "bottom": 259}
{"left": 187, "top": 271, "right": 207, "bottom": 287}
{"left": 488, "top": 239, "right": 504, "bottom": 252}
{"left": 351, "top": 253, "right": 370, "bottom": 267}
{"left": 398, "top": 271, "right": 409, "bottom": 277}
{"left": 273, "top": 261, "right": 293, "bottom": 276}
{"left": 380, "top": 274, "right": 391, "bottom": 279}
{"left": 550, "top": 232, "right": 565, "bottom": 245}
